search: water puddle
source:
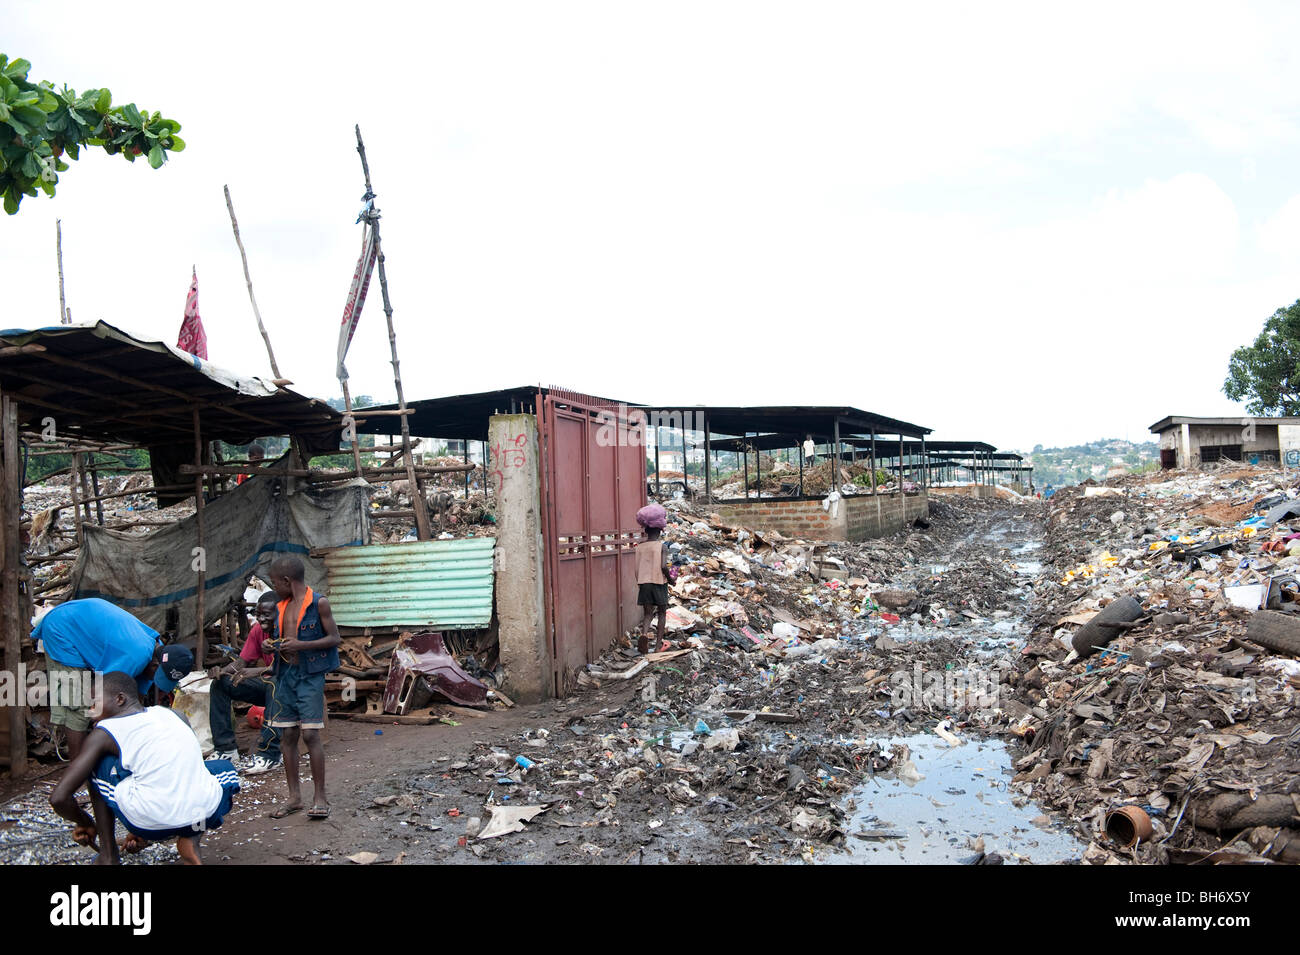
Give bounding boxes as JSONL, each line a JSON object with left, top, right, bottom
{"left": 825, "top": 735, "right": 1085, "bottom": 864}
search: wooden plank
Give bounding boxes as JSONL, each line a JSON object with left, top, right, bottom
{"left": 193, "top": 409, "right": 207, "bottom": 663}
{"left": 335, "top": 712, "right": 439, "bottom": 725}
{"left": 2, "top": 394, "right": 27, "bottom": 776}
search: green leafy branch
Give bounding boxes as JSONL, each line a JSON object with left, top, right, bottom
{"left": 0, "top": 53, "right": 184, "bottom": 214}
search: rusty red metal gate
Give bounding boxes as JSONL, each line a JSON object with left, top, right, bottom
{"left": 537, "top": 388, "right": 646, "bottom": 696}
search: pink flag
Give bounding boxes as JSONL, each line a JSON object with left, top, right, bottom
{"left": 176, "top": 267, "right": 208, "bottom": 360}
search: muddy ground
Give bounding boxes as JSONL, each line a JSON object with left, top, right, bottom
{"left": 3, "top": 496, "right": 1091, "bottom": 866}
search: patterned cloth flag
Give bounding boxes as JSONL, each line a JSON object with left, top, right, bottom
{"left": 176, "top": 267, "right": 208, "bottom": 360}
{"left": 337, "top": 223, "right": 379, "bottom": 380}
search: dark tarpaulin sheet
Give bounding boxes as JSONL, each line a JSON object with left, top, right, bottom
{"left": 68, "top": 476, "right": 371, "bottom": 639}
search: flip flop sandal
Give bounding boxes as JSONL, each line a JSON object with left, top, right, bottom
{"left": 307, "top": 805, "right": 331, "bottom": 820}
{"left": 269, "top": 803, "right": 303, "bottom": 819}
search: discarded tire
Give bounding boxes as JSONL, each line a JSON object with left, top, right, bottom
{"left": 1190, "top": 792, "right": 1300, "bottom": 831}
{"left": 1071, "top": 596, "right": 1144, "bottom": 659}
{"left": 1245, "top": 610, "right": 1300, "bottom": 658}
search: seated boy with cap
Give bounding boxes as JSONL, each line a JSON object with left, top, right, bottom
{"left": 49, "top": 666, "right": 240, "bottom": 865}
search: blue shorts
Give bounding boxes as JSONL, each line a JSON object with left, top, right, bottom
{"left": 91, "top": 755, "right": 239, "bottom": 840}
{"left": 268, "top": 664, "right": 326, "bottom": 729}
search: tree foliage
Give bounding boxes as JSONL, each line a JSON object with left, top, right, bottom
{"left": 1223, "top": 300, "right": 1300, "bottom": 416}
{"left": 0, "top": 54, "right": 184, "bottom": 214}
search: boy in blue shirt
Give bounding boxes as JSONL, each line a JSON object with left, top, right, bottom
{"left": 31, "top": 598, "right": 179, "bottom": 758}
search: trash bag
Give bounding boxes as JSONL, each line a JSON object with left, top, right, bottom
{"left": 636, "top": 503, "right": 667, "bottom": 529}
{"left": 170, "top": 672, "right": 214, "bottom": 754}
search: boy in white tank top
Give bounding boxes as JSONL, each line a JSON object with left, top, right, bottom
{"left": 49, "top": 670, "right": 240, "bottom": 865}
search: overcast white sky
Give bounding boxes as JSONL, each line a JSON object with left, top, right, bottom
{"left": 6, "top": 1, "right": 1300, "bottom": 451}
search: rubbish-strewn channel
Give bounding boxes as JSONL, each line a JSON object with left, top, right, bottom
{"left": 4, "top": 468, "right": 1296, "bottom": 865}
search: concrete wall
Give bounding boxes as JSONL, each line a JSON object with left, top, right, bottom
{"left": 715, "top": 498, "right": 839, "bottom": 539}
{"left": 489, "top": 414, "right": 550, "bottom": 703}
{"left": 930, "top": 484, "right": 997, "bottom": 500}
{"left": 843, "top": 493, "right": 929, "bottom": 539}
{"left": 715, "top": 492, "right": 928, "bottom": 542}
{"left": 1170, "top": 424, "right": 1280, "bottom": 467}
{"left": 1281, "top": 425, "right": 1300, "bottom": 467}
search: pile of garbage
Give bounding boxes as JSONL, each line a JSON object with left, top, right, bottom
{"left": 1010, "top": 465, "right": 1300, "bottom": 864}
{"left": 710, "top": 458, "right": 904, "bottom": 499}
{"left": 505, "top": 496, "right": 1062, "bottom": 862}
{"left": 369, "top": 485, "right": 496, "bottom": 544}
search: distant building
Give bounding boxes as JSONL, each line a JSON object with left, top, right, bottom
{"left": 1149, "top": 416, "right": 1300, "bottom": 468}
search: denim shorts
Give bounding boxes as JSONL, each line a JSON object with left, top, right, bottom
{"left": 268, "top": 664, "right": 326, "bottom": 730}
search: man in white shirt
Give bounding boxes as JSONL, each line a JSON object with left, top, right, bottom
{"left": 803, "top": 435, "right": 816, "bottom": 467}
{"left": 49, "top": 670, "right": 240, "bottom": 865}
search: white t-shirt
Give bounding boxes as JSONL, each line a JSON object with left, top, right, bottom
{"left": 803, "top": 439, "right": 815, "bottom": 458}
{"left": 98, "top": 707, "right": 222, "bottom": 831}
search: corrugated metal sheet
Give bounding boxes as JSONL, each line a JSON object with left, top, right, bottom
{"left": 324, "top": 537, "right": 495, "bottom": 630}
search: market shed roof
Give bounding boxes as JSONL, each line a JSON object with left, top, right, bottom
{"left": 0, "top": 321, "right": 342, "bottom": 449}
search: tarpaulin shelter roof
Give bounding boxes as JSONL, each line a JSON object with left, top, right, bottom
{"left": 0, "top": 321, "right": 342, "bottom": 449}
{"left": 354, "top": 392, "right": 933, "bottom": 445}
{"left": 354, "top": 385, "right": 632, "bottom": 441}
{"left": 669, "top": 406, "right": 931, "bottom": 440}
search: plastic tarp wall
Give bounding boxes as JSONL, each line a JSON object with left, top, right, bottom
{"left": 68, "top": 477, "right": 370, "bottom": 638}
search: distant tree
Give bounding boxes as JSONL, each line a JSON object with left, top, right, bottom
{"left": 0, "top": 54, "right": 184, "bottom": 214}
{"left": 1223, "top": 300, "right": 1300, "bottom": 415}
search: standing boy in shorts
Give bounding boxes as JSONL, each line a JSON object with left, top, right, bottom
{"left": 264, "top": 556, "right": 340, "bottom": 820}
{"left": 635, "top": 504, "right": 673, "bottom": 654}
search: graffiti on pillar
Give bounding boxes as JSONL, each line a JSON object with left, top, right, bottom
{"left": 490, "top": 432, "right": 529, "bottom": 492}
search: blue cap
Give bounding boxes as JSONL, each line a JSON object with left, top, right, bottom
{"left": 154, "top": 644, "right": 195, "bottom": 693}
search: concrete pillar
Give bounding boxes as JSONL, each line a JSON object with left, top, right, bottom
{"left": 1180, "top": 422, "right": 1191, "bottom": 469}
{"left": 490, "top": 414, "right": 549, "bottom": 703}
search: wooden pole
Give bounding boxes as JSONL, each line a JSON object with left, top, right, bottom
{"left": 78, "top": 455, "right": 100, "bottom": 524}
{"left": 68, "top": 452, "right": 86, "bottom": 546}
{"left": 56, "top": 219, "right": 69, "bottom": 326}
{"left": 703, "top": 412, "right": 711, "bottom": 502}
{"left": 193, "top": 409, "right": 207, "bottom": 664}
{"left": 869, "top": 434, "right": 878, "bottom": 496}
{"left": 2, "top": 394, "right": 27, "bottom": 775}
{"left": 897, "top": 435, "right": 904, "bottom": 493}
{"left": 354, "top": 124, "right": 431, "bottom": 540}
{"left": 223, "top": 185, "right": 282, "bottom": 378}
{"left": 339, "top": 379, "right": 365, "bottom": 478}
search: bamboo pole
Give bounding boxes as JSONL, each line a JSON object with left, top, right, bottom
{"left": 56, "top": 220, "right": 69, "bottom": 325}
{"left": 177, "top": 463, "right": 470, "bottom": 479}
{"left": 354, "top": 124, "right": 431, "bottom": 541}
{"left": 339, "top": 380, "right": 365, "bottom": 478}
{"left": 223, "top": 185, "right": 283, "bottom": 378}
